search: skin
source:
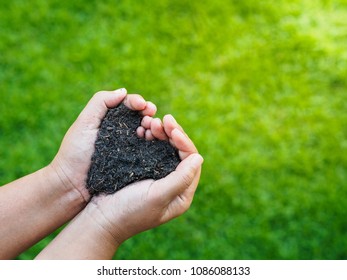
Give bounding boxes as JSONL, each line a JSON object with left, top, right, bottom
{"left": 0, "top": 88, "right": 203, "bottom": 260}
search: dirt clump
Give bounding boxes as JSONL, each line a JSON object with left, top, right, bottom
{"left": 87, "top": 103, "right": 181, "bottom": 195}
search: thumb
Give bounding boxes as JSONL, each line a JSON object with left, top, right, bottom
{"left": 152, "top": 153, "right": 203, "bottom": 202}
{"left": 77, "top": 88, "right": 127, "bottom": 129}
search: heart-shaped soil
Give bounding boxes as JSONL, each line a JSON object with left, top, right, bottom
{"left": 86, "top": 103, "right": 181, "bottom": 195}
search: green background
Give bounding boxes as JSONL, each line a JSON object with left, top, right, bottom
{"left": 1, "top": 0, "right": 346, "bottom": 259}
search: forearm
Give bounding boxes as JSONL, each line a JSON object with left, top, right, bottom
{"left": 35, "top": 202, "right": 119, "bottom": 260}
{"left": 0, "top": 164, "right": 87, "bottom": 259}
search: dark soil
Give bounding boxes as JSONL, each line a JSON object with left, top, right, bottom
{"left": 86, "top": 103, "right": 181, "bottom": 195}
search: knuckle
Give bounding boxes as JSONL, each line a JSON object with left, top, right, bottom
{"left": 181, "top": 167, "right": 195, "bottom": 188}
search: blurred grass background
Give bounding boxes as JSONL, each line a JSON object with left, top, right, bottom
{"left": 1, "top": 0, "right": 347, "bottom": 259}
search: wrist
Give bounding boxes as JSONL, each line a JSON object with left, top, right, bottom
{"left": 43, "top": 162, "right": 89, "bottom": 209}
{"left": 85, "top": 197, "right": 129, "bottom": 247}
{"left": 35, "top": 204, "right": 120, "bottom": 260}
{"left": 48, "top": 156, "right": 91, "bottom": 204}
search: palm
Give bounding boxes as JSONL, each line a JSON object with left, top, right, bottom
{"left": 92, "top": 150, "right": 201, "bottom": 244}
{"left": 54, "top": 123, "right": 97, "bottom": 195}
{"left": 92, "top": 177, "right": 176, "bottom": 240}
{"left": 50, "top": 90, "right": 157, "bottom": 202}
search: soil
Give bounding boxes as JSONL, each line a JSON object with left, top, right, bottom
{"left": 86, "top": 103, "right": 181, "bottom": 195}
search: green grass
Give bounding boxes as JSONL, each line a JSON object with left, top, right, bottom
{"left": 1, "top": 0, "right": 347, "bottom": 259}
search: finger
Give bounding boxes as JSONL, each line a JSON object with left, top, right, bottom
{"left": 163, "top": 115, "right": 197, "bottom": 159}
{"left": 77, "top": 88, "right": 127, "bottom": 129}
{"left": 141, "top": 116, "right": 153, "bottom": 129}
{"left": 136, "top": 126, "right": 145, "bottom": 138}
{"left": 102, "top": 88, "right": 127, "bottom": 108}
{"left": 140, "top": 101, "right": 157, "bottom": 117}
{"left": 163, "top": 114, "right": 184, "bottom": 138}
{"left": 151, "top": 118, "right": 168, "bottom": 140}
{"left": 170, "top": 128, "right": 198, "bottom": 160}
{"left": 145, "top": 129, "right": 155, "bottom": 140}
{"left": 123, "top": 94, "right": 147, "bottom": 111}
{"left": 151, "top": 153, "right": 203, "bottom": 202}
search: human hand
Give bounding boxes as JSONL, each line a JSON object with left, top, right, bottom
{"left": 49, "top": 88, "right": 157, "bottom": 203}
{"left": 87, "top": 115, "right": 203, "bottom": 246}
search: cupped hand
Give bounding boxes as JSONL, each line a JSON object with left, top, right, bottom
{"left": 89, "top": 115, "right": 203, "bottom": 245}
{"left": 50, "top": 88, "right": 157, "bottom": 203}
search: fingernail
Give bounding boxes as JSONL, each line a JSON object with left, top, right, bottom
{"left": 114, "top": 88, "right": 127, "bottom": 94}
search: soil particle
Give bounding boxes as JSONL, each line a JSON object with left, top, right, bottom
{"left": 87, "top": 103, "right": 181, "bottom": 195}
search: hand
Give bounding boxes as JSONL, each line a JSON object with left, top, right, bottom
{"left": 88, "top": 115, "right": 203, "bottom": 245}
{"left": 49, "top": 88, "right": 157, "bottom": 203}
